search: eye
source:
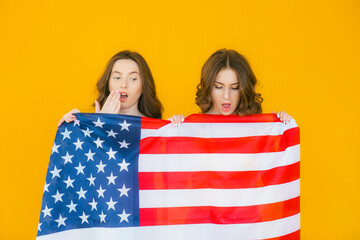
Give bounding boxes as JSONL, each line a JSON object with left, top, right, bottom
{"left": 113, "top": 76, "right": 121, "bottom": 80}
{"left": 130, "top": 77, "right": 137, "bottom": 81}
{"left": 231, "top": 86, "right": 239, "bottom": 90}
{"left": 214, "top": 85, "right": 223, "bottom": 89}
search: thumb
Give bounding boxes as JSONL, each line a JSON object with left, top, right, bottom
{"left": 95, "top": 100, "right": 100, "bottom": 113}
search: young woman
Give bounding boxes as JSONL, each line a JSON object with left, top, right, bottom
{"left": 169, "top": 49, "right": 292, "bottom": 125}
{"left": 58, "top": 50, "right": 163, "bottom": 126}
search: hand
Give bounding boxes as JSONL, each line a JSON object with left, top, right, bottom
{"left": 276, "top": 111, "right": 293, "bottom": 124}
{"left": 168, "top": 114, "right": 185, "bottom": 127}
{"left": 58, "top": 108, "right": 80, "bottom": 126}
{"left": 95, "top": 90, "right": 121, "bottom": 114}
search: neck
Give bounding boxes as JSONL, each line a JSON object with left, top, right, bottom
{"left": 119, "top": 106, "right": 144, "bottom": 117}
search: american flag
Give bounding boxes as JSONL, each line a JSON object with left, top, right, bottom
{"left": 37, "top": 113, "right": 300, "bottom": 240}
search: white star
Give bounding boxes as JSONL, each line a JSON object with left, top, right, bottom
{"left": 76, "top": 187, "right": 87, "bottom": 200}
{"left": 106, "top": 129, "right": 118, "bottom": 138}
{"left": 106, "top": 197, "right": 117, "bottom": 210}
{"left": 55, "top": 214, "right": 67, "bottom": 227}
{"left": 118, "top": 209, "right": 131, "bottom": 223}
{"left": 96, "top": 185, "right": 106, "bottom": 198}
{"left": 118, "top": 159, "right": 130, "bottom": 172}
{"left": 61, "top": 151, "right": 74, "bottom": 164}
{"left": 82, "top": 127, "right": 93, "bottom": 138}
{"left": 51, "top": 143, "right": 60, "bottom": 154}
{"left": 60, "top": 128, "right": 72, "bottom": 140}
{"left": 44, "top": 182, "right": 50, "bottom": 193}
{"left": 119, "top": 120, "right": 131, "bottom": 131}
{"left": 89, "top": 198, "right": 98, "bottom": 211}
{"left": 50, "top": 166, "right": 62, "bottom": 179}
{"left": 85, "top": 149, "right": 95, "bottom": 161}
{"left": 118, "top": 184, "right": 131, "bottom": 198}
{"left": 74, "top": 119, "right": 80, "bottom": 127}
{"left": 79, "top": 211, "right": 89, "bottom": 224}
{"left": 73, "top": 138, "right": 84, "bottom": 150}
{"left": 52, "top": 190, "right": 64, "bottom": 203}
{"left": 66, "top": 200, "right": 77, "bottom": 213}
{"left": 94, "top": 137, "right": 104, "bottom": 149}
{"left": 96, "top": 160, "right": 106, "bottom": 173}
{"left": 75, "top": 162, "right": 85, "bottom": 175}
{"left": 106, "top": 147, "right": 117, "bottom": 160}
{"left": 106, "top": 172, "right": 117, "bottom": 185}
{"left": 38, "top": 222, "right": 42, "bottom": 231}
{"left": 99, "top": 211, "right": 107, "bottom": 223}
{"left": 42, "top": 205, "right": 53, "bottom": 218}
{"left": 63, "top": 176, "right": 75, "bottom": 189}
{"left": 118, "top": 140, "right": 130, "bottom": 149}
{"left": 87, "top": 173, "right": 96, "bottom": 186}
{"left": 93, "top": 118, "right": 105, "bottom": 128}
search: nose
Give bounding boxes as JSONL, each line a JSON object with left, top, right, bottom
{"left": 223, "top": 88, "right": 230, "bottom": 100}
{"left": 120, "top": 79, "right": 128, "bottom": 89}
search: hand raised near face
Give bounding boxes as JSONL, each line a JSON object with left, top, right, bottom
{"left": 95, "top": 90, "right": 121, "bottom": 114}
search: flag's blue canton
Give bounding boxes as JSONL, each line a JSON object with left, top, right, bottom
{"left": 37, "top": 113, "right": 141, "bottom": 236}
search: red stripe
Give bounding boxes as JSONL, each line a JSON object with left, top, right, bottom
{"left": 139, "top": 162, "right": 300, "bottom": 190}
{"left": 140, "top": 127, "right": 300, "bottom": 154}
{"left": 141, "top": 117, "right": 169, "bottom": 129}
{"left": 264, "top": 230, "right": 300, "bottom": 240}
{"left": 139, "top": 196, "right": 300, "bottom": 226}
{"left": 185, "top": 113, "right": 281, "bottom": 123}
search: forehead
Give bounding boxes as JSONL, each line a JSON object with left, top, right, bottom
{"left": 215, "top": 68, "right": 239, "bottom": 84}
{"left": 112, "top": 59, "right": 139, "bottom": 73}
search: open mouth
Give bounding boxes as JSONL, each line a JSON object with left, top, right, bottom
{"left": 119, "top": 92, "right": 128, "bottom": 102}
{"left": 221, "top": 103, "right": 231, "bottom": 112}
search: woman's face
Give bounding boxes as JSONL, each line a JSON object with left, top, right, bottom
{"left": 207, "top": 68, "right": 240, "bottom": 115}
{"left": 108, "top": 59, "right": 142, "bottom": 112}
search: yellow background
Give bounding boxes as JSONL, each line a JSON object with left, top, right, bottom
{"left": 1, "top": 0, "right": 359, "bottom": 239}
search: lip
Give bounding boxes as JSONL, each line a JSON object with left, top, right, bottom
{"left": 221, "top": 103, "right": 231, "bottom": 112}
{"left": 119, "top": 92, "right": 128, "bottom": 102}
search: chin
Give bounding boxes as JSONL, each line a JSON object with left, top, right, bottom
{"left": 221, "top": 112, "right": 233, "bottom": 116}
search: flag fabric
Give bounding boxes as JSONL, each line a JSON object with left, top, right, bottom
{"left": 37, "top": 113, "right": 300, "bottom": 240}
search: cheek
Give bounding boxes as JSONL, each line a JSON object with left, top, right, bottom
{"left": 132, "top": 81, "right": 142, "bottom": 97}
{"left": 108, "top": 79, "right": 117, "bottom": 91}
{"left": 211, "top": 90, "right": 221, "bottom": 105}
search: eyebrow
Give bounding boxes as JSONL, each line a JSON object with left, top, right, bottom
{"left": 214, "top": 80, "right": 239, "bottom": 85}
{"left": 113, "top": 71, "right": 139, "bottom": 75}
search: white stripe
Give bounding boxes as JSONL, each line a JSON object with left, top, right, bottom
{"left": 141, "top": 120, "right": 298, "bottom": 139}
{"left": 139, "top": 144, "right": 300, "bottom": 172}
{"left": 139, "top": 179, "right": 300, "bottom": 208}
{"left": 37, "top": 213, "right": 300, "bottom": 240}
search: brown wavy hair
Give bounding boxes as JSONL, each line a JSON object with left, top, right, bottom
{"left": 96, "top": 50, "right": 163, "bottom": 119}
{"left": 195, "top": 49, "right": 263, "bottom": 116}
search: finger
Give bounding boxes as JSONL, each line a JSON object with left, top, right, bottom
{"left": 70, "top": 108, "right": 80, "bottom": 114}
{"left": 285, "top": 114, "right": 293, "bottom": 123}
{"left": 181, "top": 115, "right": 185, "bottom": 122}
{"left": 95, "top": 100, "right": 100, "bottom": 113}
{"left": 114, "top": 100, "right": 121, "bottom": 114}
{"left": 167, "top": 116, "right": 176, "bottom": 126}
{"left": 103, "top": 90, "right": 115, "bottom": 111}
{"left": 279, "top": 111, "right": 285, "bottom": 122}
{"left": 176, "top": 115, "right": 182, "bottom": 127}
{"left": 110, "top": 90, "right": 120, "bottom": 110}
{"left": 64, "top": 115, "right": 73, "bottom": 123}
{"left": 58, "top": 118, "right": 64, "bottom": 127}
